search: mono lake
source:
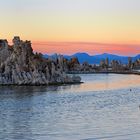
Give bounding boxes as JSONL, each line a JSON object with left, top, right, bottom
{"left": 1, "top": 74, "right": 140, "bottom": 140}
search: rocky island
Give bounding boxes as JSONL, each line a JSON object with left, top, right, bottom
{"left": 0, "top": 36, "right": 81, "bottom": 85}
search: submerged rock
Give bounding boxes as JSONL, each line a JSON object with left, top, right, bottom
{"left": 0, "top": 36, "right": 81, "bottom": 85}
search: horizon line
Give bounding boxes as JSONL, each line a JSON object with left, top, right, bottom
{"left": 42, "top": 52, "right": 140, "bottom": 57}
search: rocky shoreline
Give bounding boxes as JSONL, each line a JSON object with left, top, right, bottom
{"left": 63, "top": 55, "right": 140, "bottom": 76}
{"left": 0, "top": 37, "right": 81, "bottom": 86}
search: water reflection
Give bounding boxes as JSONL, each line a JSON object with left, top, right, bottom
{"left": 0, "top": 74, "right": 140, "bottom": 139}
{"left": 76, "top": 74, "right": 140, "bottom": 92}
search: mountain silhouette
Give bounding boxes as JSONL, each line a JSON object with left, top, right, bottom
{"left": 44, "top": 53, "right": 140, "bottom": 64}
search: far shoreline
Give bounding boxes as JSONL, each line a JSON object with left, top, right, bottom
{"left": 67, "top": 71, "right": 140, "bottom": 75}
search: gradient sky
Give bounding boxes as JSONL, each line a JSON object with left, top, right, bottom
{"left": 0, "top": 0, "right": 140, "bottom": 55}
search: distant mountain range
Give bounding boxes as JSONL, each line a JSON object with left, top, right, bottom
{"left": 43, "top": 53, "right": 140, "bottom": 64}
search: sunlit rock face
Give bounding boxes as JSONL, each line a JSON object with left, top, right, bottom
{"left": 0, "top": 36, "right": 81, "bottom": 85}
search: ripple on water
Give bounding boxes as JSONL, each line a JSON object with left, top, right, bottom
{"left": 1, "top": 74, "right": 140, "bottom": 140}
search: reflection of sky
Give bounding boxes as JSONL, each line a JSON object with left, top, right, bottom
{"left": 1, "top": 74, "right": 140, "bottom": 139}
{"left": 71, "top": 74, "right": 140, "bottom": 92}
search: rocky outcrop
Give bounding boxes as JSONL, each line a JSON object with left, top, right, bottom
{"left": 0, "top": 36, "right": 81, "bottom": 85}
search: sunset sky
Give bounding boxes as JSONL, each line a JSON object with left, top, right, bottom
{"left": 0, "top": 0, "right": 140, "bottom": 55}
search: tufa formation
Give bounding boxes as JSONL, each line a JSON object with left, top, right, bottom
{"left": 0, "top": 37, "right": 81, "bottom": 85}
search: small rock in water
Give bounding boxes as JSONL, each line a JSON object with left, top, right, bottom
{"left": 72, "top": 75, "right": 81, "bottom": 83}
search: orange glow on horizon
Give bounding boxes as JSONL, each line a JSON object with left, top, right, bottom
{"left": 32, "top": 41, "right": 140, "bottom": 56}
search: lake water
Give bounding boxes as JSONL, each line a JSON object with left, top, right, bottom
{"left": 1, "top": 74, "right": 140, "bottom": 140}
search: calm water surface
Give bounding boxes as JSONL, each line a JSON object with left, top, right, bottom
{"left": 1, "top": 74, "right": 140, "bottom": 140}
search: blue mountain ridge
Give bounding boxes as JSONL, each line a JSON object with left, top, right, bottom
{"left": 43, "top": 53, "right": 140, "bottom": 64}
